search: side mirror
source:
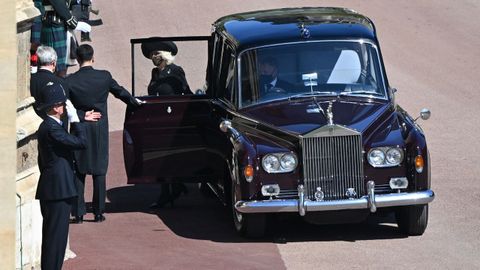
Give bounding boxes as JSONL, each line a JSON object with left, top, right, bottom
{"left": 219, "top": 119, "right": 240, "bottom": 139}
{"left": 219, "top": 120, "right": 232, "bottom": 133}
{"left": 415, "top": 108, "right": 431, "bottom": 121}
{"left": 389, "top": 88, "right": 397, "bottom": 107}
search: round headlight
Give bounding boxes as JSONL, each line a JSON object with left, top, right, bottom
{"left": 280, "top": 154, "right": 297, "bottom": 171}
{"left": 386, "top": 148, "right": 403, "bottom": 165}
{"left": 262, "top": 155, "right": 280, "bottom": 172}
{"left": 368, "top": 149, "right": 385, "bottom": 166}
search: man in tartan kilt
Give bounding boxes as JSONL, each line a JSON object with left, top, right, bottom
{"left": 31, "top": 0, "right": 43, "bottom": 49}
{"left": 32, "top": 0, "right": 91, "bottom": 77}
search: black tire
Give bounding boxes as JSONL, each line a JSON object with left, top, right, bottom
{"left": 395, "top": 204, "right": 428, "bottom": 236}
{"left": 231, "top": 182, "right": 266, "bottom": 238}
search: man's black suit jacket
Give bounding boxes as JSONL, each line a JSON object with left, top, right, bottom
{"left": 261, "top": 77, "right": 294, "bottom": 92}
{"left": 274, "top": 78, "right": 294, "bottom": 90}
{"left": 66, "top": 66, "right": 139, "bottom": 175}
{"left": 35, "top": 117, "right": 87, "bottom": 201}
{"left": 30, "top": 69, "right": 69, "bottom": 119}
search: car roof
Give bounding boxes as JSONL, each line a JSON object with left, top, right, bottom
{"left": 213, "top": 7, "right": 377, "bottom": 51}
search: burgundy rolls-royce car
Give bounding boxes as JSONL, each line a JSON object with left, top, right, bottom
{"left": 123, "top": 7, "right": 434, "bottom": 238}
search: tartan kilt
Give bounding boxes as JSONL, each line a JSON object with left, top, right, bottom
{"left": 31, "top": 20, "right": 42, "bottom": 44}
{"left": 41, "top": 23, "right": 67, "bottom": 72}
{"left": 30, "top": 1, "right": 44, "bottom": 44}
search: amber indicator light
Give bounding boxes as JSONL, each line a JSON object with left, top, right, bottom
{"left": 244, "top": 165, "right": 254, "bottom": 178}
{"left": 415, "top": 155, "right": 424, "bottom": 173}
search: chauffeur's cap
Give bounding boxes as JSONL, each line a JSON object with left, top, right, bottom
{"left": 141, "top": 38, "right": 178, "bottom": 58}
{"left": 37, "top": 82, "right": 67, "bottom": 111}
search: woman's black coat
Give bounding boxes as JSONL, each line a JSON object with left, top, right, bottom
{"left": 147, "top": 64, "right": 191, "bottom": 96}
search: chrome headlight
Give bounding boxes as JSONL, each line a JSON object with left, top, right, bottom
{"left": 386, "top": 148, "right": 403, "bottom": 164}
{"left": 367, "top": 147, "right": 403, "bottom": 167}
{"left": 262, "top": 153, "right": 297, "bottom": 173}
{"left": 367, "top": 149, "right": 385, "bottom": 166}
{"left": 262, "top": 155, "right": 280, "bottom": 172}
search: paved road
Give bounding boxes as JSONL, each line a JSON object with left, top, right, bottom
{"left": 64, "top": 0, "right": 480, "bottom": 269}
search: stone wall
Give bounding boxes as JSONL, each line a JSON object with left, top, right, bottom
{"left": 14, "top": 0, "right": 43, "bottom": 269}
{"left": 0, "top": 0, "right": 20, "bottom": 269}
{"left": 15, "top": 0, "right": 43, "bottom": 268}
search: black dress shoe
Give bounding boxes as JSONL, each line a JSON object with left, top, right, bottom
{"left": 71, "top": 215, "right": 83, "bottom": 224}
{"left": 94, "top": 214, "right": 106, "bottom": 222}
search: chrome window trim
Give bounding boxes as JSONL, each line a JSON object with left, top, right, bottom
{"left": 236, "top": 39, "right": 389, "bottom": 109}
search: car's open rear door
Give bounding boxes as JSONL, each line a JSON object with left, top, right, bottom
{"left": 123, "top": 36, "right": 223, "bottom": 184}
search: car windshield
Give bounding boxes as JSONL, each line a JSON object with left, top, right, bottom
{"left": 239, "top": 41, "right": 387, "bottom": 108}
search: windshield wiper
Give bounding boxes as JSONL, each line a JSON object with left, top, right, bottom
{"left": 338, "top": 90, "right": 383, "bottom": 96}
{"left": 289, "top": 91, "right": 338, "bottom": 100}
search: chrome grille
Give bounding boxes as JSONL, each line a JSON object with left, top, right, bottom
{"left": 301, "top": 133, "right": 364, "bottom": 201}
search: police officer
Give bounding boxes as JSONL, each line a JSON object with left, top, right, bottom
{"left": 36, "top": 82, "right": 87, "bottom": 270}
{"left": 38, "top": 0, "right": 91, "bottom": 77}
{"left": 66, "top": 44, "right": 142, "bottom": 222}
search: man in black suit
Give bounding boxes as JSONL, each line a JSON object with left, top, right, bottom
{"left": 259, "top": 56, "right": 293, "bottom": 93}
{"left": 30, "top": 45, "right": 101, "bottom": 123}
{"left": 66, "top": 44, "right": 142, "bottom": 222}
{"left": 30, "top": 46, "right": 68, "bottom": 120}
{"left": 36, "top": 82, "right": 87, "bottom": 270}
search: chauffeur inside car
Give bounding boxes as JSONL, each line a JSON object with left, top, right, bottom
{"left": 259, "top": 56, "right": 293, "bottom": 95}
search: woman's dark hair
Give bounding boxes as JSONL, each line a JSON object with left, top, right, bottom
{"left": 76, "top": 44, "right": 94, "bottom": 64}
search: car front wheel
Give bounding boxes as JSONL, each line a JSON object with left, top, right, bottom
{"left": 231, "top": 181, "right": 266, "bottom": 238}
{"left": 395, "top": 204, "right": 429, "bottom": 236}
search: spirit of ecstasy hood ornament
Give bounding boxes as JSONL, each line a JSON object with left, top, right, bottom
{"left": 326, "top": 101, "right": 334, "bottom": 125}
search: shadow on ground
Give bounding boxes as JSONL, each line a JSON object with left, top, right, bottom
{"left": 105, "top": 183, "right": 408, "bottom": 243}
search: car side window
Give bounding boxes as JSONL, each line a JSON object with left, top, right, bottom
{"left": 214, "top": 38, "right": 236, "bottom": 106}
{"left": 239, "top": 50, "right": 260, "bottom": 108}
{"left": 212, "top": 35, "right": 227, "bottom": 98}
{"left": 224, "top": 53, "right": 236, "bottom": 105}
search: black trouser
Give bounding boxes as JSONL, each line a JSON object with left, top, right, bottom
{"left": 40, "top": 198, "right": 73, "bottom": 270}
{"left": 72, "top": 173, "right": 106, "bottom": 216}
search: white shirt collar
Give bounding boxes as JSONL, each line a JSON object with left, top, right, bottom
{"left": 48, "top": 115, "right": 63, "bottom": 126}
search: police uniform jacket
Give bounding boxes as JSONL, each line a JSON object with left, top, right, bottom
{"left": 66, "top": 66, "right": 139, "bottom": 175}
{"left": 148, "top": 64, "right": 191, "bottom": 96}
{"left": 36, "top": 118, "right": 86, "bottom": 201}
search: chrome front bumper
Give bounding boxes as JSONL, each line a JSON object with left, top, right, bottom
{"left": 235, "top": 182, "right": 435, "bottom": 216}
